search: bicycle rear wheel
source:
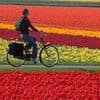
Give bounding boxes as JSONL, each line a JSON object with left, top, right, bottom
{"left": 39, "top": 45, "right": 59, "bottom": 67}
{"left": 6, "top": 49, "right": 25, "bottom": 67}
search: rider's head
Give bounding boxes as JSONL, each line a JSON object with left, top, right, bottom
{"left": 23, "top": 9, "right": 29, "bottom": 17}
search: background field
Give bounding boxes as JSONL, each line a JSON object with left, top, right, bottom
{"left": 0, "top": 0, "right": 100, "bottom": 7}
{"left": 1, "top": 2, "right": 100, "bottom": 68}
{"left": 1, "top": 5, "right": 100, "bottom": 66}
{"left": 0, "top": 2, "right": 99, "bottom": 99}
{"left": 0, "top": 1, "right": 99, "bottom": 99}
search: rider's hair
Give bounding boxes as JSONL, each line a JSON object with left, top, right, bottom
{"left": 23, "top": 9, "right": 29, "bottom": 15}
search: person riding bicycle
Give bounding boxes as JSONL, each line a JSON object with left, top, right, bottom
{"left": 16, "top": 9, "right": 39, "bottom": 64}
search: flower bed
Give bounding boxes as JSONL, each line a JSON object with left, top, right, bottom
{"left": 0, "top": 5, "right": 100, "bottom": 99}
{"left": 1, "top": 5, "right": 100, "bottom": 31}
{"left": 1, "top": 23, "right": 100, "bottom": 38}
{"left": 1, "top": 29, "right": 100, "bottom": 49}
{"left": 1, "top": 39, "right": 100, "bottom": 65}
{"left": 0, "top": 71, "right": 99, "bottom": 99}
{"left": 1, "top": 5, "right": 100, "bottom": 64}
{"left": 1, "top": 5, "right": 100, "bottom": 49}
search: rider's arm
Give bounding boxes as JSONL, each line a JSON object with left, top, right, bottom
{"left": 27, "top": 19, "right": 38, "bottom": 32}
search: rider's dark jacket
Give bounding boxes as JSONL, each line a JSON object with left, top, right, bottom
{"left": 20, "top": 16, "right": 38, "bottom": 34}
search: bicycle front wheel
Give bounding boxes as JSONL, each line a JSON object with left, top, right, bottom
{"left": 39, "top": 45, "right": 59, "bottom": 67}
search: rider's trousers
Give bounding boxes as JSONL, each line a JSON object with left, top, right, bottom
{"left": 20, "top": 33, "right": 37, "bottom": 60}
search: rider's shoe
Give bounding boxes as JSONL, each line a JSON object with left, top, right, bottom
{"left": 30, "top": 58, "right": 37, "bottom": 64}
{"left": 33, "top": 60, "right": 37, "bottom": 64}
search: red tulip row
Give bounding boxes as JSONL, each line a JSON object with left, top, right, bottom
{"left": 1, "top": 5, "right": 100, "bottom": 31}
{"left": 1, "top": 29, "right": 100, "bottom": 49}
{"left": 0, "top": 71, "right": 99, "bottom": 99}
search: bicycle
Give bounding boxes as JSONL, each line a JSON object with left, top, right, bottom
{"left": 6, "top": 32, "right": 59, "bottom": 67}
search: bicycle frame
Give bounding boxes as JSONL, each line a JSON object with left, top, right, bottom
{"left": 39, "top": 32, "right": 50, "bottom": 47}
{"left": 39, "top": 36, "right": 51, "bottom": 57}
{"left": 40, "top": 37, "right": 45, "bottom": 46}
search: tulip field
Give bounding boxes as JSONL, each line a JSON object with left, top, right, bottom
{"left": 1, "top": 5, "right": 100, "bottom": 65}
{"left": 0, "top": 4, "right": 100, "bottom": 99}
{"left": 0, "top": 71, "right": 99, "bottom": 99}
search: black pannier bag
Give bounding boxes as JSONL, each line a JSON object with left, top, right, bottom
{"left": 8, "top": 43, "right": 24, "bottom": 58}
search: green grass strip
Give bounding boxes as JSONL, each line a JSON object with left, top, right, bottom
{"left": 0, "top": 0, "right": 100, "bottom": 7}
{"left": 0, "top": 66, "right": 99, "bottom": 72}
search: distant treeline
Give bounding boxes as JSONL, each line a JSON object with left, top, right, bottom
{"left": 0, "top": 0, "right": 100, "bottom": 7}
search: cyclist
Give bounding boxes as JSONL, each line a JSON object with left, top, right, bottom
{"left": 18, "top": 9, "right": 39, "bottom": 64}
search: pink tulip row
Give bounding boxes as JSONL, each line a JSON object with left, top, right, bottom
{"left": 1, "top": 29, "right": 100, "bottom": 49}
